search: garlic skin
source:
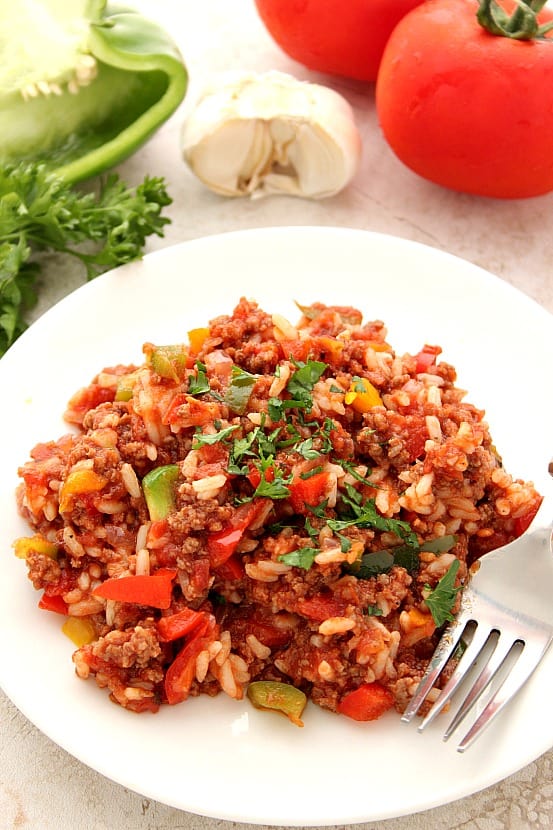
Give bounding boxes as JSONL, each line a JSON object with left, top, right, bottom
{"left": 181, "top": 71, "right": 362, "bottom": 199}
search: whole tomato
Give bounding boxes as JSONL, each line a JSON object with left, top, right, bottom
{"left": 376, "top": 0, "right": 553, "bottom": 198}
{"left": 253, "top": 0, "right": 426, "bottom": 82}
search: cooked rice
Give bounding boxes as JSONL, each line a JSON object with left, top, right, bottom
{"left": 13, "top": 298, "right": 542, "bottom": 720}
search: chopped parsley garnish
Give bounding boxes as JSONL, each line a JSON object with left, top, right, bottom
{"left": 188, "top": 361, "right": 210, "bottom": 396}
{"left": 252, "top": 470, "right": 292, "bottom": 500}
{"left": 329, "top": 488, "right": 418, "bottom": 547}
{"left": 278, "top": 547, "right": 319, "bottom": 570}
{"left": 424, "top": 559, "right": 462, "bottom": 627}
{"left": 287, "top": 359, "right": 327, "bottom": 398}
{"left": 364, "top": 604, "right": 383, "bottom": 616}
{"left": 192, "top": 424, "right": 238, "bottom": 448}
{"left": 300, "top": 465, "right": 325, "bottom": 480}
{"left": 268, "top": 359, "right": 328, "bottom": 420}
{"left": 295, "top": 437, "right": 321, "bottom": 460}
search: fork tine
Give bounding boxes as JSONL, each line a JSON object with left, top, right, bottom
{"left": 401, "top": 610, "right": 469, "bottom": 723}
{"left": 456, "top": 635, "right": 553, "bottom": 752}
{"left": 443, "top": 630, "right": 516, "bottom": 740}
{"left": 418, "top": 622, "right": 493, "bottom": 731}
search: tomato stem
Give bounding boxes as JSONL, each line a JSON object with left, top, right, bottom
{"left": 477, "top": 0, "right": 553, "bottom": 39}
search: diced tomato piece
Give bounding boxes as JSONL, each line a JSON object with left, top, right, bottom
{"left": 296, "top": 594, "right": 347, "bottom": 622}
{"left": 157, "top": 608, "right": 208, "bottom": 642}
{"left": 64, "top": 384, "right": 117, "bottom": 425}
{"left": 247, "top": 464, "right": 275, "bottom": 489}
{"left": 163, "top": 394, "right": 221, "bottom": 428}
{"left": 403, "top": 415, "right": 428, "bottom": 463}
{"left": 278, "top": 339, "right": 313, "bottom": 363}
{"left": 414, "top": 344, "right": 441, "bottom": 374}
{"left": 337, "top": 682, "right": 394, "bottom": 721}
{"left": 38, "top": 593, "right": 69, "bottom": 615}
{"left": 289, "top": 472, "right": 331, "bottom": 514}
{"left": 246, "top": 618, "right": 294, "bottom": 648}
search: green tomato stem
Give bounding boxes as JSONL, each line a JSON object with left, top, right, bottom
{"left": 477, "top": 0, "right": 553, "bottom": 39}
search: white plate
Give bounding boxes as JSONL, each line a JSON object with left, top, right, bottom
{"left": 0, "top": 227, "right": 552, "bottom": 826}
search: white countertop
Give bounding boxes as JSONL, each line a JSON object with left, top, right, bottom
{"left": 2, "top": 2, "right": 552, "bottom": 828}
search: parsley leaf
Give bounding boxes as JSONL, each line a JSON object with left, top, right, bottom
{"left": 286, "top": 359, "right": 327, "bottom": 411}
{"left": 329, "top": 496, "right": 418, "bottom": 546}
{"left": 192, "top": 425, "right": 239, "bottom": 448}
{"left": 0, "top": 163, "right": 171, "bottom": 356}
{"left": 278, "top": 547, "right": 319, "bottom": 570}
{"left": 424, "top": 559, "right": 462, "bottom": 627}
{"left": 188, "top": 361, "right": 210, "bottom": 395}
{"left": 364, "top": 604, "right": 383, "bottom": 616}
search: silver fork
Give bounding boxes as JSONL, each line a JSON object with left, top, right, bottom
{"left": 401, "top": 489, "right": 553, "bottom": 752}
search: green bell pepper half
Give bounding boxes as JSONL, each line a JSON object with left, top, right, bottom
{"left": 0, "top": 1, "right": 187, "bottom": 183}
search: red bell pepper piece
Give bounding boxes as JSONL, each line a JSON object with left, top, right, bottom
{"left": 336, "top": 682, "right": 394, "bottom": 721}
{"left": 207, "top": 499, "right": 269, "bottom": 568}
{"left": 164, "top": 616, "right": 215, "bottom": 704}
{"left": 289, "top": 471, "right": 331, "bottom": 514}
{"left": 513, "top": 497, "right": 542, "bottom": 537}
{"left": 214, "top": 555, "right": 245, "bottom": 581}
{"left": 38, "top": 592, "right": 69, "bottom": 615}
{"left": 157, "top": 607, "right": 208, "bottom": 642}
{"left": 92, "top": 568, "right": 177, "bottom": 609}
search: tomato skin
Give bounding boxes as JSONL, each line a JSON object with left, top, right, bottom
{"left": 376, "top": 0, "right": 553, "bottom": 198}
{"left": 254, "top": 0, "right": 425, "bottom": 82}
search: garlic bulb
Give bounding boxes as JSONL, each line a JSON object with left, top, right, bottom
{"left": 181, "top": 70, "right": 362, "bottom": 199}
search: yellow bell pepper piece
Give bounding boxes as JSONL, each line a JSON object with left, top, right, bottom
{"left": 188, "top": 327, "right": 210, "bottom": 354}
{"left": 59, "top": 469, "right": 108, "bottom": 512}
{"left": 62, "top": 617, "right": 97, "bottom": 647}
{"left": 345, "top": 377, "right": 383, "bottom": 412}
{"left": 13, "top": 534, "right": 58, "bottom": 560}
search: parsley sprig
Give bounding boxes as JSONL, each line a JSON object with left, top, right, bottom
{"left": 424, "top": 559, "right": 462, "bottom": 627}
{"left": 0, "top": 162, "right": 172, "bottom": 356}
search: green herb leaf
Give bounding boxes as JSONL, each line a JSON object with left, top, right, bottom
{"left": 278, "top": 547, "right": 319, "bottom": 570}
{"left": 295, "top": 437, "right": 321, "bottom": 461}
{"left": 364, "top": 604, "right": 383, "bottom": 616}
{"left": 424, "top": 559, "right": 462, "bottom": 627}
{"left": 188, "top": 361, "right": 210, "bottom": 396}
{"left": 192, "top": 425, "right": 239, "bottom": 448}
{"left": 0, "top": 163, "right": 172, "bottom": 356}
{"left": 286, "top": 359, "right": 327, "bottom": 411}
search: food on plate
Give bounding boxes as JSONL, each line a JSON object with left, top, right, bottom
{"left": 253, "top": 0, "right": 425, "bottom": 82}
{"left": 13, "top": 299, "right": 542, "bottom": 721}
{"left": 0, "top": 0, "right": 187, "bottom": 183}
{"left": 376, "top": 0, "right": 553, "bottom": 198}
{"left": 0, "top": 163, "right": 172, "bottom": 357}
{"left": 181, "top": 71, "right": 362, "bottom": 199}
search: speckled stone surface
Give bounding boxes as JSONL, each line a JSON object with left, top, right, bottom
{"left": 2, "top": 3, "right": 552, "bottom": 829}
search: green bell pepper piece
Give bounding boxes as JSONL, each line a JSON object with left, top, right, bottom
{"left": 142, "top": 464, "right": 180, "bottom": 521}
{"left": 0, "top": 1, "right": 187, "bottom": 183}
